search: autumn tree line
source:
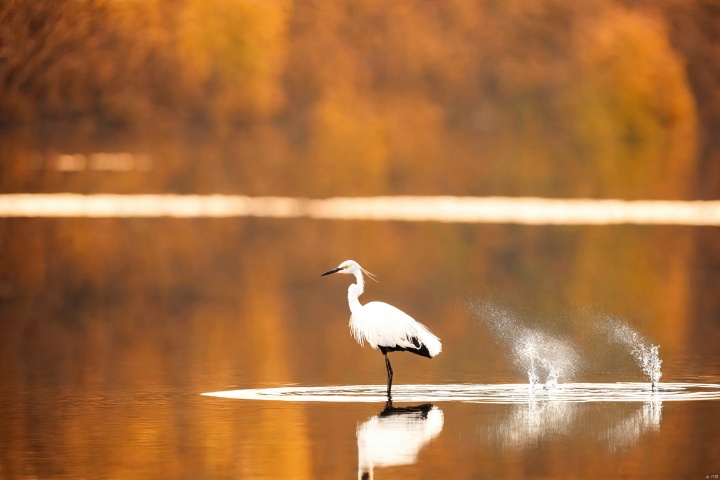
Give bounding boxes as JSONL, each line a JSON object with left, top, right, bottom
{"left": 0, "top": 0, "right": 718, "bottom": 199}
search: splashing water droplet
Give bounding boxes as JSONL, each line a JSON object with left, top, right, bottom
{"left": 601, "top": 317, "right": 663, "bottom": 391}
{"left": 471, "top": 302, "right": 580, "bottom": 389}
{"left": 545, "top": 369, "right": 560, "bottom": 391}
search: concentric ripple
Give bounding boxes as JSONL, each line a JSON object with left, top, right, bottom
{"left": 202, "top": 382, "right": 720, "bottom": 404}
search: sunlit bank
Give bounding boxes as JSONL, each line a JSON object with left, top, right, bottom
{"left": 1, "top": 194, "right": 719, "bottom": 225}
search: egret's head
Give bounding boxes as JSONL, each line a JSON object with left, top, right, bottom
{"left": 321, "top": 260, "right": 377, "bottom": 280}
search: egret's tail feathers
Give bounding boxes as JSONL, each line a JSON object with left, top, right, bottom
{"left": 424, "top": 335, "right": 442, "bottom": 358}
{"left": 415, "top": 323, "right": 442, "bottom": 358}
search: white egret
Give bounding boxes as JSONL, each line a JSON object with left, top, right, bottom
{"left": 321, "top": 260, "right": 442, "bottom": 399}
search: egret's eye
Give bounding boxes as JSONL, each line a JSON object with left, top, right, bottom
{"left": 343, "top": 265, "right": 349, "bottom": 269}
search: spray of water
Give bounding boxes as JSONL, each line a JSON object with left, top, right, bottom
{"left": 601, "top": 317, "right": 662, "bottom": 391}
{"left": 471, "top": 302, "right": 581, "bottom": 390}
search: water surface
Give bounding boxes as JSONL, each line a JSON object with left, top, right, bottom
{"left": 1, "top": 215, "right": 718, "bottom": 479}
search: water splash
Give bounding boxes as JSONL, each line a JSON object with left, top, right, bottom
{"left": 471, "top": 302, "right": 581, "bottom": 390}
{"left": 522, "top": 331, "right": 569, "bottom": 391}
{"left": 601, "top": 317, "right": 662, "bottom": 391}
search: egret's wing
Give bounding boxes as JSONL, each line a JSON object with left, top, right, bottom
{"left": 353, "top": 302, "right": 442, "bottom": 357}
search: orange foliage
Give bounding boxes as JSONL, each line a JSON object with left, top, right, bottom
{"left": 571, "top": 6, "right": 697, "bottom": 199}
{"left": 0, "top": 0, "right": 710, "bottom": 200}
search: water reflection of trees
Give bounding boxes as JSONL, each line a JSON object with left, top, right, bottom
{"left": 0, "top": 215, "right": 710, "bottom": 476}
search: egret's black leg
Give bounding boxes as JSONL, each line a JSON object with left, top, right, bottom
{"left": 384, "top": 353, "right": 393, "bottom": 400}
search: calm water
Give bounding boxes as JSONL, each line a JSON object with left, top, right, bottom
{"left": 1, "top": 216, "right": 719, "bottom": 479}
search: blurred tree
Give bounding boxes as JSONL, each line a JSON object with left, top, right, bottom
{"left": 177, "top": 0, "right": 290, "bottom": 124}
{"left": 570, "top": 6, "right": 697, "bottom": 199}
{"left": 0, "top": 0, "right": 708, "bottom": 200}
{"left": 306, "top": 87, "right": 388, "bottom": 195}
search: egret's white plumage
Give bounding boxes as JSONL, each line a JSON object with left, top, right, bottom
{"left": 321, "top": 260, "right": 442, "bottom": 399}
{"left": 350, "top": 301, "right": 442, "bottom": 357}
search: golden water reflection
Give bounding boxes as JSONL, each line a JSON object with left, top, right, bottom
{"left": 0, "top": 216, "right": 718, "bottom": 478}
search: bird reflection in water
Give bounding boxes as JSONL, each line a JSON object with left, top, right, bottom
{"left": 357, "top": 403, "right": 444, "bottom": 480}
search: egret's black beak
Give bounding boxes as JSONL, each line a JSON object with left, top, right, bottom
{"left": 321, "top": 267, "right": 342, "bottom": 276}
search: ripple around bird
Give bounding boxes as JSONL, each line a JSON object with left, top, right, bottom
{"left": 202, "top": 382, "right": 720, "bottom": 404}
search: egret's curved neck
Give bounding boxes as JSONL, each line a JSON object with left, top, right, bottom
{"left": 348, "top": 270, "right": 364, "bottom": 314}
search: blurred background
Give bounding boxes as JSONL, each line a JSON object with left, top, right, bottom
{"left": 1, "top": 0, "right": 719, "bottom": 478}
{"left": 1, "top": 0, "right": 718, "bottom": 199}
